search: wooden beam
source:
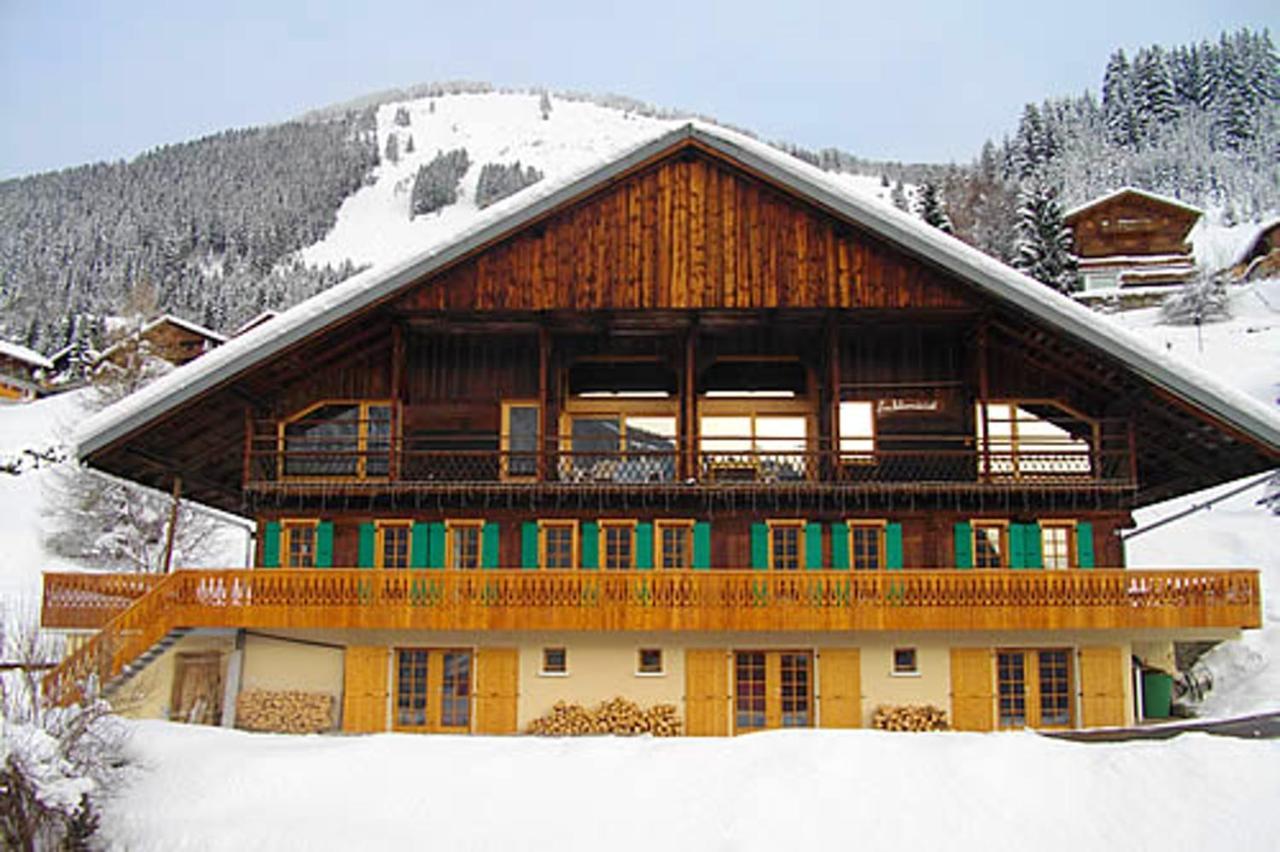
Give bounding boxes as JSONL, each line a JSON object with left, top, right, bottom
{"left": 538, "top": 324, "right": 550, "bottom": 482}
{"left": 162, "top": 475, "right": 182, "bottom": 574}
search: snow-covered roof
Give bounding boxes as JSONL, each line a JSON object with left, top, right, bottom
{"left": 233, "top": 310, "right": 279, "bottom": 337}
{"left": 0, "top": 339, "right": 53, "bottom": 370}
{"left": 75, "top": 122, "right": 1280, "bottom": 460}
{"left": 1064, "top": 186, "right": 1204, "bottom": 221}
{"left": 1232, "top": 216, "right": 1280, "bottom": 266}
{"left": 142, "top": 314, "right": 228, "bottom": 344}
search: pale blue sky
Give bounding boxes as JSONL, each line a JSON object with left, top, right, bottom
{"left": 0, "top": 1, "right": 1274, "bottom": 179}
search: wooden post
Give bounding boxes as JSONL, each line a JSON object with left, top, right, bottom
{"left": 826, "top": 316, "right": 840, "bottom": 479}
{"left": 390, "top": 323, "right": 404, "bottom": 482}
{"left": 538, "top": 325, "right": 550, "bottom": 481}
{"left": 977, "top": 318, "right": 991, "bottom": 481}
{"left": 684, "top": 322, "right": 697, "bottom": 481}
{"left": 162, "top": 475, "right": 183, "bottom": 574}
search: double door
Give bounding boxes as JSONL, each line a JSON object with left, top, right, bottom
{"left": 734, "top": 650, "right": 813, "bottom": 733}
{"left": 394, "top": 648, "right": 473, "bottom": 733}
{"left": 996, "top": 649, "right": 1072, "bottom": 729}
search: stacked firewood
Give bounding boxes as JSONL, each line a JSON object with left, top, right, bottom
{"left": 236, "top": 689, "right": 334, "bottom": 734}
{"left": 871, "top": 704, "right": 950, "bottom": 732}
{"left": 526, "top": 697, "right": 682, "bottom": 736}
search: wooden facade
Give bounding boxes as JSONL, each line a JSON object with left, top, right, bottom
{"left": 43, "top": 130, "right": 1274, "bottom": 735}
{"left": 1065, "top": 188, "right": 1201, "bottom": 292}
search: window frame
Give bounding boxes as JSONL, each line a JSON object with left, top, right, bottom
{"left": 375, "top": 519, "right": 413, "bottom": 570}
{"left": 846, "top": 519, "right": 888, "bottom": 571}
{"left": 559, "top": 396, "right": 679, "bottom": 484}
{"left": 500, "top": 399, "right": 541, "bottom": 482}
{"left": 636, "top": 648, "right": 665, "bottom": 676}
{"left": 699, "top": 398, "right": 816, "bottom": 483}
{"left": 971, "top": 519, "right": 1010, "bottom": 569}
{"left": 837, "top": 400, "right": 877, "bottom": 465}
{"left": 538, "top": 519, "right": 579, "bottom": 571}
{"left": 598, "top": 519, "right": 638, "bottom": 571}
{"left": 280, "top": 518, "right": 320, "bottom": 568}
{"left": 654, "top": 519, "right": 696, "bottom": 570}
{"left": 766, "top": 519, "right": 806, "bottom": 571}
{"left": 277, "top": 398, "right": 396, "bottom": 481}
{"left": 996, "top": 647, "right": 1074, "bottom": 730}
{"left": 540, "top": 647, "right": 568, "bottom": 676}
{"left": 1039, "top": 520, "right": 1077, "bottom": 570}
{"left": 892, "top": 647, "right": 919, "bottom": 676}
{"left": 392, "top": 647, "right": 474, "bottom": 734}
{"left": 445, "top": 519, "right": 485, "bottom": 570}
{"left": 975, "top": 398, "right": 1098, "bottom": 481}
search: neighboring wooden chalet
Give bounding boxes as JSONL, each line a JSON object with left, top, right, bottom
{"left": 98, "top": 314, "right": 227, "bottom": 369}
{"left": 41, "top": 124, "right": 1276, "bottom": 738}
{"left": 1219, "top": 217, "right": 1280, "bottom": 282}
{"left": 0, "top": 339, "right": 53, "bottom": 401}
{"left": 1065, "top": 188, "right": 1202, "bottom": 301}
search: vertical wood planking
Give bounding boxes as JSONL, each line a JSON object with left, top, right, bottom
{"left": 818, "top": 648, "right": 861, "bottom": 728}
{"left": 950, "top": 647, "right": 994, "bottom": 732}
{"left": 342, "top": 645, "right": 388, "bottom": 733}
{"left": 475, "top": 647, "right": 519, "bottom": 734}
{"left": 685, "top": 649, "right": 729, "bottom": 736}
{"left": 1079, "top": 646, "right": 1127, "bottom": 728}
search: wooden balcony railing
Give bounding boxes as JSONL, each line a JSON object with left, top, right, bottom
{"left": 41, "top": 572, "right": 166, "bottom": 629}
{"left": 43, "top": 567, "right": 1260, "bottom": 705}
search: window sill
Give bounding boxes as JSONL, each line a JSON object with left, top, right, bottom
{"left": 538, "top": 671, "right": 570, "bottom": 678}
{"left": 634, "top": 671, "right": 666, "bottom": 678}
{"left": 890, "top": 671, "right": 922, "bottom": 678}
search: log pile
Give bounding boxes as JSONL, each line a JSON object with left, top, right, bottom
{"left": 236, "top": 689, "right": 334, "bottom": 734}
{"left": 526, "top": 697, "right": 682, "bottom": 736}
{"left": 871, "top": 704, "right": 950, "bottom": 732}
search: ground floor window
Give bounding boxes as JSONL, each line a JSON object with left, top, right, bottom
{"left": 997, "top": 648, "right": 1073, "bottom": 729}
{"left": 394, "top": 648, "right": 472, "bottom": 732}
{"left": 735, "top": 650, "right": 813, "bottom": 732}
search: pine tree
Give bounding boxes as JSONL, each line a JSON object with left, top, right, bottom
{"left": 1102, "top": 49, "right": 1136, "bottom": 148}
{"left": 409, "top": 148, "right": 471, "bottom": 217}
{"left": 539, "top": 91, "right": 553, "bottom": 120}
{"left": 404, "top": 134, "right": 415, "bottom": 154}
{"left": 393, "top": 106, "right": 411, "bottom": 127}
{"left": 1013, "top": 182, "right": 1079, "bottom": 294}
{"left": 890, "top": 180, "right": 909, "bottom": 212}
{"left": 914, "top": 182, "right": 953, "bottom": 233}
{"left": 1134, "top": 46, "right": 1178, "bottom": 141}
{"left": 384, "top": 133, "right": 400, "bottom": 164}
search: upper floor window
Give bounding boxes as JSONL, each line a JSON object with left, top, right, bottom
{"left": 838, "top": 401, "right": 875, "bottom": 463}
{"left": 973, "top": 521, "right": 1008, "bottom": 569}
{"left": 976, "top": 401, "right": 1094, "bottom": 480}
{"left": 377, "top": 520, "right": 412, "bottom": 569}
{"left": 655, "top": 519, "right": 695, "bottom": 570}
{"left": 446, "top": 520, "right": 484, "bottom": 570}
{"left": 1040, "top": 521, "right": 1076, "bottom": 570}
{"left": 280, "top": 400, "right": 393, "bottom": 479}
{"left": 848, "top": 520, "right": 886, "bottom": 570}
{"left": 768, "top": 520, "right": 805, "bottom": 571}
{"left": 500, "top": 401, "right": 540, "bottom": 481}
{"left": 539, "top": 520, "right": 578, "bottom": 570}
{"left": 282, "top": 519, "right": 319, "bottom": 568}
{"left": 599, "top": 520, "right": 637, "bottom": 570}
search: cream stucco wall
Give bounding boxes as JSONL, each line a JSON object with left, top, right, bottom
{"left": 112, "top": 632, "right": 235, "bottom": 721}
{"left": 241, "top": 634, "right": 345, "bottom": 698}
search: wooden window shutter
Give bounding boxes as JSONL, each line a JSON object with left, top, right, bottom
{"left": 684, "top": 649, "right": 729, "bottom": 736}
{"left": 341, "top": 646, "right": 388, "bottom": 733}
{"left": 1079, "top": 646, "right": 1126, "bottom": 728}
{"left": 1009, "top": 523, "right": 1026, "bottom": 569}
{"left": 1024, "top": 522, "right": 1043, "bottom": 568}
{"left": 693, "top": 521, "right": 711, "bottom": 569}
{"left": 474, "top": 648, "right": 519, "bottom": 734}
{"left": 427, "top": 521, "right": 446, "bottom": 569}
{"left": 830, "top": 523, "right": 850, "bottom": 570}
{"left": 950, "top": 647, "right": 994, "bottom": 731}
{"left": 885, "top": 522, "right": 904, "bottom": 570}
{"left": 804, "top": 522, "right": 824, "bottom": 570}
{"left": 954, "top": 522, "right": 973, "bottom": 569}
{"left": 818, "top": 648, "right": 861, "bottom": 728}
{"left": 261, "top": 521, "right": 281, "bottom": 568}
{"left": 750, "top": 523, "right": 769, "bottom": 570}
{"left": 580, "top": 521, "right": 599, "bottom": 569}
{"left": 521, "top": 522, "right": 539, "bottom": 569}
{"left": 410, "top": 522, "right": 430, "bottom": 568}
{"left": 357, "top": 523, "right": 376, "bottom": 569}
{"left": 315, "top": 521, "right": 334, "bottom": 568}
{"left": 635, "top": 522, "right": 653, "bottom": 570}
{"left": 1076, "top": 522, "right": 1095, "bottom": 568}
{"left": 482, "top": 522, "right": 500, "bottom": 569}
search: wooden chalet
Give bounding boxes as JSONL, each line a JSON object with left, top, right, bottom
{"left": 1065, "top": 188, "right": 1202, "bottom": 302}
{"left": 0, "top": 339, "right": 53, "bottom": 401}
{"left": 98, "top": 314, "right": 227, "bottom": 369}
{"left": 41, "top": 124, "right": 1277, "bottom": 736}
{"left": 1220, "top": 217, "right": 1280, "bottom": 282}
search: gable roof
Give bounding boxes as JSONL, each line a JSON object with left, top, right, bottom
{"left": 75, "top": 122, "right": 1280, "bottom": 462}
{"left": 1233, "top": 216, "right": 1280, "bottom": 266}
{"left": 1064, "top": 186, "right": 1204, "bottom": 221}
{"left": 0, "top": 339, "right": 54, "bottom": 371}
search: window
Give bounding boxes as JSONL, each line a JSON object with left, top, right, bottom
{"left": 838, "top": 401, "right": 875, "bottom": 462}
{"left": 1041, "top": 522, "right": 1076, "bottom": 570}
{"left": 848, "top": 520, "right": 886, "bottom": 570}
{"left": 281, "top": 520, "right": 318, "bottom": 568}
{"left": 446, "top": 520, "right": 484, "bottom": 570}
{"left": 736, "top": 650, "right": 814, "bottom": 732}
{"left": 376, "top": 521, "right": 412, "bottom": 569}
{"left": 637, "top": 649, "right": 664, "bottom": 675}
{"left": 893, "top": 648, "right": 918, "bottom": 675}
{"left": 998, "top": 648, "right": 1073, "bottom": 729}
{"left": 700, "top": 410, "right": 809, "bottom": 481}
{"left": 768, "top": 520, "right": 805, "bottom": 571}
{"left": 394, "top": 648, "right": 473, "bottom": 732}
{"left": 976, "top": 401, "right": 1094, "bottom": 479}
{"left": 973, "top": 521, "right": 1008, "bottom": 569}
{"left": 562, "top": 410, "right": 677, "bottom": 483}
{"left": 501, "top": 401, "right": 540, "bottom": 481}
{"left": 599, "top": 520, "right": 636, "bottom": 570}
{"left": 539, "top": 520, "right": 578, "bottom": 570}
{"left": 735, "top": 652, "right": 767, "bottom": 731}
{"left": 541, "top": 647, "right": 567, "bottom": 675}
{"left": 779, "top": 653, "right": 812, "bottom": 728}
{"left": 280, "top": 400, "right": 393, "bottom": 479}
{"left": 655, "top": 520, "right": 695, "bottom": 570}
{"left": 997, "top": 651, "right": 1026, "bottom": 728}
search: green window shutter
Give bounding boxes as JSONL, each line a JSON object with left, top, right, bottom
{"left": 954, "top": 522, "right": 973, "bottom": 569}
{"left": 693, "top": 521, "right": 711, "bottom": 570}
{"left": 410, "top": 522, "right": 429, "bottom": 568}
{"left": 635, "top": 522, "right": 653, "bottom": 570}
{"left": 886, "top": 522, "right": 904, "bottom": 570}
{"left": 1076, "top": 522, "right": 1095, "bottom": 568}
{"left": 580, "top": 522, "right": 599, "bottom": 569}
{"left": 1009, "top": 523, "right": 1026, "bottom": 569}
{"left": 482, "top": 522, "right": 500, "bottom": 569}
{"left": 357, "top": 523, "right": 376, "bottom": 569}
{"left": 261, "top": 521, "right": 281, "bottom": 568}
{"left": 1025, "top": 522, "right": 1043, "bottom": 569}
{"left": 750, "top": 523, "right": 769, "bottom": 570}
{"left": 805, "top": 522, "right": 824, "bottom": 570}
{"left": 315, "top": 521, "right": 334, "bottom": 568}
{"left": 830, "top": 523, "right": 850, "bottom": 570}
{"left": 428, "top": 522, "right": 446, "bottom": 569}
{"left": 521, "top": 522, "right": 539, "bottom": 569}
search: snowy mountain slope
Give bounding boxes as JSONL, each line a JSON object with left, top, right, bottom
{"left": 301, "top": 92, "right": 900, "bottom": 273}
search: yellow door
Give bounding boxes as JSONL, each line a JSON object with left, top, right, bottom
{"left": 1079, "top": 646, "right": 1126, "bottom": 728}
{"left": 342, "top": 646, "right": 388, "bottom": 733}
{"left": 818, "top": 648, "right": 861, "bottom": 728}
{"left": 685, "top": 649, "right": 729, "bottom": 736}
{"left": 475, "top": 648, "right": 519, "bottom": 734}
{"left": 950, "top": 647, "right": 994, "bottom": 732}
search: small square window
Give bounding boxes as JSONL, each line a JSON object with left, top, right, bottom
{"left": 637, "top": 648, "right": 663, "bottom": 675}
{"left": 893, "top": 648, "right": 918, "bottom": 675}
{"left": 542, "top": 647, "right": 567, "bottom": 675}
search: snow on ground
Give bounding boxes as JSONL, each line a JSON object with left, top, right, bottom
{"left": 101, "top": 721, "right": 1280, "bottom": 852}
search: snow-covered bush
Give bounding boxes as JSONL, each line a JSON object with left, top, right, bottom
{"left": 1159, "top": 277, "right": 1232, "bottom": 325}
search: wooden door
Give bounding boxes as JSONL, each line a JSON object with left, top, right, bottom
{"left": 342, "top": 646, "right": 389, "bottom": 733}
{"left": 475, "top": 648, "right": 519, "bottom": 734}
{"left": 1079, "top": 646, "right": 1126, "bottom": 728}
{"left": 950, "top": 648, "right": 994, "bottom": 732}
{"left": 685, "top": 649, "right": 729, "bottom": 736}
{"left": 818, "top": 648, "right": 861, "bottom": 728}
{"left": 734, "top": 650, "right": 813, "bottom": 733}
{"left": 171, "top": 652, "right": 222, "bottom": 725}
